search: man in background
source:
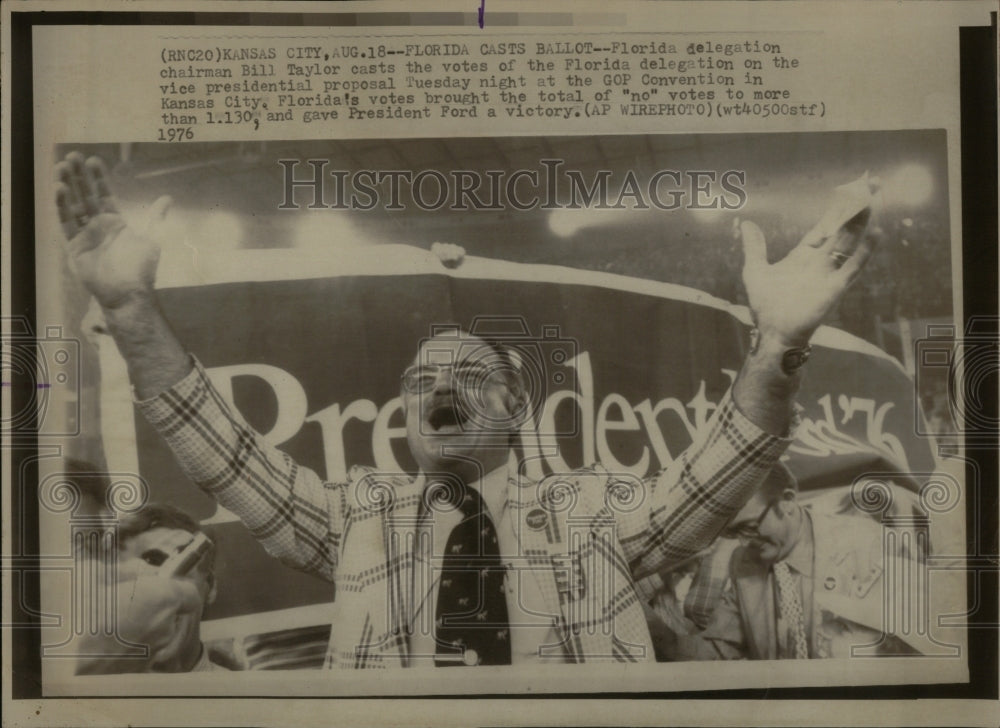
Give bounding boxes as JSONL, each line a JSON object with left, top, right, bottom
{"left": 75, "top": 503, "right": 231, "bottom": 673}
{"left": 669, "top": 467, "right": 925, "bottom": 660}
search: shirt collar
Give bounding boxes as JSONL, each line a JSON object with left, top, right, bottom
{"left": 416, "top": 458, "right": 513, "bottom": 523}
{"left": 473, "top": 462, "right": 512, "bottom": 524}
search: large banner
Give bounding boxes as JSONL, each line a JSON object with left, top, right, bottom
{"left": 112, "top": 256, "right": 936, "bottom": 620}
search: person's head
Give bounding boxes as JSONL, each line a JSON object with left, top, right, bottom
{"left": 401, "top": 327, "right": 528, "bottom": 484}
{"left": 115, "top": 504, "right": 217, "bottom": 670}
{"left": 721, "top": 464, "right": 802, "bottom": 564}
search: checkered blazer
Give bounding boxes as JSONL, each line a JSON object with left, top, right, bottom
{"left": 139, "top": 361, "right": 788, "bottom": 667}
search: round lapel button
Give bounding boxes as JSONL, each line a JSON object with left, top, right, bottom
{"left": 526, "top": 508, "right": 548, "bottom": 530}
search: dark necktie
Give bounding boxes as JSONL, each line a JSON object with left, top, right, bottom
{"left": 434, "top": 487, "right": 511, "bottom": 667}
{"left": 774, "top": 561, "right": 809, "bottom": 659}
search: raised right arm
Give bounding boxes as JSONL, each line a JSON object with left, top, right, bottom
{"left": 57, "top": 152, "right": 343, "bottom": 580}
{"left": 56, "top": 153, "right": 191, "bottom": 399}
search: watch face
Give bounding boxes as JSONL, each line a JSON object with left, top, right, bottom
{"left": 781, "top": 347, "right": 812, "bottom": 374}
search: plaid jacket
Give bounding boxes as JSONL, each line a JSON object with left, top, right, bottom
{"left": 139, "top": 361, "right": 788, "bottom": 667}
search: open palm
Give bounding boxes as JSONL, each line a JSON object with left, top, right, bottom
{"left": 741, "top": 176, "right": 879, "bottom": 346}
{"left": 56, "top": 153, "right": 169, "bottom": 309}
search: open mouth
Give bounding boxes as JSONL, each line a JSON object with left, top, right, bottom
{"left": 426, "top": 400, "right": 470, "bottom": 431}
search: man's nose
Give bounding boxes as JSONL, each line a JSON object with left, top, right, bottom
{"left": 432, "top": 366, "right": 455, "bottom": 392}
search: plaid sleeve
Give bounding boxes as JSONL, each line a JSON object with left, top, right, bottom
{"left": 676, "top": 578, "right": 748, "bottom": 660}
{"left": 136, "top": 359, "right": 342, "bottom": 581}
{"left": 618, "top": 388, "right": 789, "bottom": 578}
{"left": 685, "top": 537, "right": 740, "bottom": 629}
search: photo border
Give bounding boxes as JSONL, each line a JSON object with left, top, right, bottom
{"left": 4, "top": 1, "right": 997, "bottom": 713}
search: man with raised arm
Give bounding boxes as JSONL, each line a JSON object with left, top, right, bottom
{"left": 56, "top": 151, "right": 878, "bottom": 667}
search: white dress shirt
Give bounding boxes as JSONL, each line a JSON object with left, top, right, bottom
{"left": 407, "top": 462, "right": 561, "bottom": 665}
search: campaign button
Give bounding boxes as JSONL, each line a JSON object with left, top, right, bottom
{"left": 526, "top": 508, "right": 548, "bottom": 530}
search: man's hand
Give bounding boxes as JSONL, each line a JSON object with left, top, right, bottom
{"left": 116, "top": 571, "right": 203, "bottom": 662}
{"left": 56, "top": 152, "right": 169, "bottom": 309}
{"left": 55, "top": 152, "right": 191, "bottom": 398}
{"left": 75, "top": 567, "right": 203, "bottom": 674}
{"left": 741, "top": 175, "right": 880, "bottom": 347}
{"left": 731, "top": 175, "right": 880, "bottom": 436}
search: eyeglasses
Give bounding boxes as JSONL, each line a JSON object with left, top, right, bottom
{"left": 721, "top": 500, "right": 773, "bottom": 541}
{"left": 400, "top": 362, "right": 502, "bottom": 394}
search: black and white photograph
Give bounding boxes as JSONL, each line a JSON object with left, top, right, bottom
{"left": 36, "top": 131, "right": 965, "bottom": 680}
{"left": 3, "top": 2, "right": 997, "bottom": 726}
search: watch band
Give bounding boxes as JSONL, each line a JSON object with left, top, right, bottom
{"left": 748, "top": 327, "right": 812, "bottom": 375}
{"left": 780, "top": 344, "right": 812, "bottom": 374}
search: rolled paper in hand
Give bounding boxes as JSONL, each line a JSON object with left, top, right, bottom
{"left": 810, "top": 172, "right": 877, "bottom": 242}
{"left": 160, "top": 532, "right": 211, "bottom": 578}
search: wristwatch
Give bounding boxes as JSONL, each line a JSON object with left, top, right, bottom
{"left": 780, "top": 344, "right": 812, "bottom": 375}
{"left": 748, "top": 327, "right": 812, "bottom": 375}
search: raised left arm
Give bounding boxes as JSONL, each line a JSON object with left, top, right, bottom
{"left": 733, "top": 175, "right": 880, "bottom": 436}
{"left": 620, "top": 176, "right": 880, "bottom": 576}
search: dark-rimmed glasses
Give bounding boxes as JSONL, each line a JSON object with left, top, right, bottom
{"left": 722, "top": 500, "right": 773, "bottom": 541}
{"left": 400, "top": 362, "right": 502, "bottom": 394}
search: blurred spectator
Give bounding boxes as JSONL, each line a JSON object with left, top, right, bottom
{"left": 662, "top": 467, "right": 926, "bottom": 660}
{"left": 639, "top": 466, "right": 788, "bottom": 660}
{"left": 75, "top": 504, "right": 236, "bottom": 673}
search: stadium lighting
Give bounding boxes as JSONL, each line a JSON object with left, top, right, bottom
{"left": 689, "top": 207, "right": 726, "bottom": 225}
{"left": 548, "top": 206, "right": 632, "bottom": 238}
{"left": 883, "top": 164, "right": 934, "bottom": 207}
{"left": 294, "top": 210, "right": 364, "bottom": 249}
{"left": 200, "top": 211, "right": 243, "bottom": 250}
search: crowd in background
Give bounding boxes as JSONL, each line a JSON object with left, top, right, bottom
{"left": 562, "top": 209, "right": 954, "bottom": 434}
